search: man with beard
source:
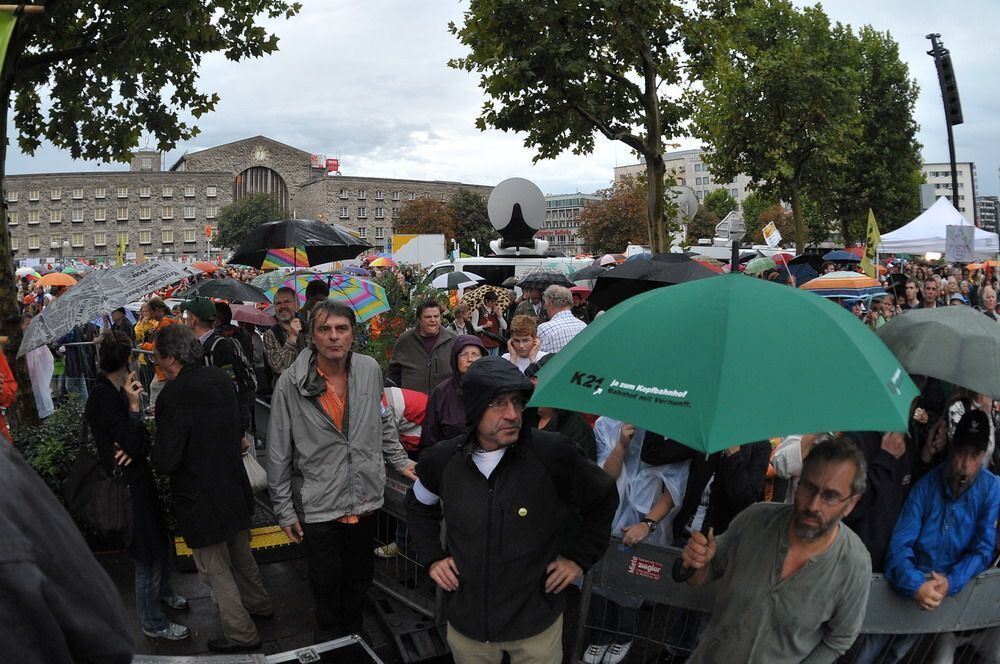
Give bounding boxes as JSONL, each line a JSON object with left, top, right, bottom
{"left": 263, "top": 287, "right": 308, "bottom": 377}
{"left": 680, "top": 435, "right": 872, "bottom": 663}
{"left": 864, "top": 410, "right": 1000, "bottom": 664}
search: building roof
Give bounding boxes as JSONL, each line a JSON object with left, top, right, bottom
{"left": 168, "top": 135, "right": 313, "bottom": 171}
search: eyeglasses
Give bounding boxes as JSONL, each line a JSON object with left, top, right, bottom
{"left": 457, "top": 350, "right": 483, "bottom": 361}
{"left": 796, "top": 480, "right": 855, "bottom": 507}
{"left": 486, "top": 395, "right": 527, "bottom": 412}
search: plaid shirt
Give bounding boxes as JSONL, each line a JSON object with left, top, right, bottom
{"left": 537, "top": 309, "right": 587, "bottom": 353}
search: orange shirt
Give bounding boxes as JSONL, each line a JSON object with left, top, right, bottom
{"left": 315, "top": 365, "right": 360, "bottom": 523}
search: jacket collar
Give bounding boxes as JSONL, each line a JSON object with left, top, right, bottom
{"left": 297, "top": 348, "right": 354, "bottom": 397}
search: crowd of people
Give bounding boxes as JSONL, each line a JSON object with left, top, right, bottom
{"left": 2, "top": 253, "right": 1000, "bottom": 664}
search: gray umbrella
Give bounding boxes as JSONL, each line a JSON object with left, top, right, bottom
{"left": 18, "top": 261, "right": 202, "bottom": 356}
{"left": 517, "top": 269, "right": 574, "bottom": 290}
{"left": 875, "top": 306, "right": 1000, "bottom": 399}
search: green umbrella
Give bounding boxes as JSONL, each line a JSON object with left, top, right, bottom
{"left": 744, "top": 256, "right": 776, "bottom": 275}
{"left": 876, "top": 306, "right": 1000, "bottom": 399}
{"left": 530, "top": 275, "right": 917, "bottom": 453}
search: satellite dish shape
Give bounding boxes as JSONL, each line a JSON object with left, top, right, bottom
{"left": 488, "top": 178, "right": 546, "bottom": 250}
{"left": 668, "top": 186, "right": 699, "bottom": 223}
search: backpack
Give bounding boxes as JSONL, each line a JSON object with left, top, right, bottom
{"left": 205, "top": 332, "right": 258, "bottom": 396}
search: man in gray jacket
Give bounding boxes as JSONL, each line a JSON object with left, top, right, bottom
{"left": 267, "top": 301, "right": 417, "bottom": 638}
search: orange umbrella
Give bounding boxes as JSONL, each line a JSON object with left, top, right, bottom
{"left": 37, "top": 272, "right": 77, "bottom": 288}
{"left": 193, "top": 261, "right": 220, "bottom": 273}
{"left": 369, "top": 257, "right": 397, "bottom": 268}
{"left": 967, "top": 262, "right": 985, "bottom": 271}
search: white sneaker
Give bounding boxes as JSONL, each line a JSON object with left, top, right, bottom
{"left": 142, "top": 622, "right": 190, "bottom": 640}
{"left": 582, "top": 643, "right": 609, "bottom": 663}
{"left": 603, "top": 641, "right": 633, "bottom": 664}
{"left": 374, "top": 542, "right": 400, "bottom": 559}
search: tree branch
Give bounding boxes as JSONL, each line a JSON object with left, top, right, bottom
{"left": 18, "top": 31, "right": 129, "bottom": 71}
{"left": 567, "top": 98, "right": 646, "bottom": 154}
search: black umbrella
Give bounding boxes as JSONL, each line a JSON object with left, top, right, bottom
{"left": 570, "top": 265, "right": 608, "bottom": 281}
{"left": 175, "top": 278, "right": 270, "bottom": 303}
{"left": 228, "top": 219, "right": 372, "bottom": 268}
{"left": 517, "top": 270, "right": 574, "bottom": 290}
{"left": 588, "top": 253, "right": 719, "bottom": 311}
{"left": 788, "top": 253, "right": 825, "bottom": 271}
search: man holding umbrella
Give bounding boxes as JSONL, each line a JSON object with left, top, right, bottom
{"left": 680, "top": 435, "right": 872, "bottom": 663}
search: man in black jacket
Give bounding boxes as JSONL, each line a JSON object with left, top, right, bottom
{"left": 151, "top": 324, "right": 273, "bottom": 653}
{"left": 406, "top": 357, "right": 618, "bottom": 663}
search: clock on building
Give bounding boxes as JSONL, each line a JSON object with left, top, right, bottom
{"left": 252, "top": 146, "right": 269, "bottom": 161}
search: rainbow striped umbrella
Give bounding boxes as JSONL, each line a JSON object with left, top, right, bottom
{"left": 799, "top": 271, "right": 887, "bottom": 299}
{"left": 262, "top": 247, "right": 309, "bottom": 269}
{"left": 267, "top": 273, "right": 389, "bottom": 322}
{"left": 369, "top": 256, "right": 397, "bottom": 268}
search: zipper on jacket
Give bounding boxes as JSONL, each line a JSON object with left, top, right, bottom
{"left": 484, "top": 476, "right": 495, "bottom": 642}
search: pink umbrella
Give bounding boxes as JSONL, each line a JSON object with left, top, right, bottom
{"left": 230, "top": 304, "right": 276, "bottom": 327}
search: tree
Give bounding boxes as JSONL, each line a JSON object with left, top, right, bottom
{"left": 0, "top": 0, "right": 301, "bottom": 427}
{"left": 449, "top": 0, "right": 709, "bottom": 253}
{"left": 577, "top": 178, "right": 647, "bottom": 255}
{"left": 690, "top": 0, "right": 862, "bottom": 253}
{"left": 826, "top": 27, "right": 922, "bottom": 243}
{"left": 755, "top": 204, "right": 796, "bottom": 245}
{"left": 395, "top": 199, "right": 458, "bottom": 243}
{"left": 216, "top": 193, "right": 285, "bottom": 250}
{"left": 686, "top": 207, "right": 719, "bottom": 245}
{"left": 703, "top": 189, "right": 737, "bottom": 220}
{"left": 740, "top": 192, "right": 778, "bottom": 245}
{"left": 448, "top": 189, "right": 493, "bottom": 254}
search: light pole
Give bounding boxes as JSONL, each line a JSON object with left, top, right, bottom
{"left": 926, "top": 34, "right": 964, "bottom": 211}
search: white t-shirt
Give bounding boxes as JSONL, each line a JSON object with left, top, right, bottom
{"left": 501, "top": 351, "right": 549, "bottom": 374}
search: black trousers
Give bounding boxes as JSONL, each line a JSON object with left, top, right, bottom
{"left": 301, "top": 514, "right": 376, "bottom": 633}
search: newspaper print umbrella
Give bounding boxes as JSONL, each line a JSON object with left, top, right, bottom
{"left": 18, "top": 261, "right": 202, "bottom": 356}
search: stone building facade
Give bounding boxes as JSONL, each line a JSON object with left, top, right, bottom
{"left": 4, "top": 135, "right": 493, "bottom": 262}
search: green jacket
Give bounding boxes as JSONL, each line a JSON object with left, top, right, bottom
{"left": 267, "top": 348, "right": 410, "bottom": 526}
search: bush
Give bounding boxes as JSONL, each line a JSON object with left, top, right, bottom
{"left": 12, "top": 395, "right": 88, "bottom": 501}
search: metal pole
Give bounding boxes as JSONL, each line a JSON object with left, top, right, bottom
{"left": 730, "top": 236, "right": 740, "bottom": 272}
{"left": 946, "top": 121, "right": 959, "bottom": 212}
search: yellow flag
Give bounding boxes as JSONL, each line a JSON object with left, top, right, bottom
{"left": 0, "top": 15, "right": 17, "bottom": 70}
{"left": 115, "top": 235, "right": 127, "bottom": 267}
{"left": 860, "top": 209, "right": 880, "bottom": 278}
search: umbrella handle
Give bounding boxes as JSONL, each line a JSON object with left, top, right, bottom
{"left": 672, "top": 518, "right": 712, "bottom": 583}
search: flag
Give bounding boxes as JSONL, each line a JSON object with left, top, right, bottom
{"left": 326, "top": 158, "right": 340, "bottom": 174}
{"left": 0, "top": 14, "right": 17, "bottom": 70}
{"left": 860, "top": 209, "right": 880, "bottom": 279}
{"left": 115, "top": 235, "right": 128, "bottom": 267}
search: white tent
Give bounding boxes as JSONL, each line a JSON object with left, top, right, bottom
{"left": 879, "top": 197, "right": 999, "bottom": 258}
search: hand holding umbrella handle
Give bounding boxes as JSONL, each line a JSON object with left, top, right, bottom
{"left": 672, "top": 524, "right": 715, "bottom": 583}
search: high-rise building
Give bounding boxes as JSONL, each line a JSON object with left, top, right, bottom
{"left": 613, "top": 148, "right": 753, "bottom": 211}
{"left": 920, "top": 162, "right": 977, "bottom": 223}
{"left": 540, "top": 192, "right": 601, "bottom": 255}
{"left": 977, "top": 195, "right": 1000, "bottom": 234}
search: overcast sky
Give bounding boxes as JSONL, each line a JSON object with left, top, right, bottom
{"left": 6, "top": 0, "right": 998, "bottom": 198}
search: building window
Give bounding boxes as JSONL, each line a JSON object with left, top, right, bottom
{"left": 27, "top": 210, "right": 40, "bottom": 225}
{"left": 184, "top": 186, "right": 195, "bottom": 198}
{"left": 161, "top": 229, "right": 174, "bottom": 244}
{"left": 72, "top": 188, "right": 83, "bottom": 200}
{"left": 392, "top": 207, "right": 400, "bottom": 218}
{"left": 374, "top": 207, "right": 385, "bottom": 219}
{"left": 6, "top": 191, "right": 18, "bottom": 203}
{"left": 139, "top": 206, "right": 152, "bottom": 220}
{"left": 205, "top": 206, "right": 218, "bottom": 219}
{"left": 10, "top": 236, "right": 17, "bottom": 251}
{"left": 94, "top": 208, "right": 106, "bottom": 222}
{"left": 694, "top": 163, "right": 703, "bottom": 172}
{"left": 357, "top": 189, "right": 367, "bottom": 200}
{"left": 50, "top": 189, "right": 62, "bottom": 200}
{"left": 339, "top": 189, "right": 349, "bottom": 199}
{"left": 95, "top": 187, "right": 106, "bottom": 199}
{"left": 28, "top": 189, "right": 39, "bottom": 201}
{"left": 392, "top": 191, "right": 401, "bottom": 201}
{"left": 162, "top": 206, "right": 174, "bottom": 220}
{"left": 730, "top": 188, "right": 739, "bottom": 198}
{"left": 357, "top": 207, "right": 368, "bottom": 219}
{"left": 183, "top": 228, "right": 197, "bottom": 243}
{"left": 375, "top": 190, "right": 384, "bottom": 200}
{"left": 71, "top": 209, "right": 84, "bottom": 223}
{"left": 440, "top": 193, "right": 447, "bottom": 202}
{"left": 357, "top": 227, "right": 367, "bottom": 239}
{"left": 6, "top": 211, "right": 17, "bottom": 226}
{"left": 339, "top": 206, "right": 349, "bottom": 219}
{"left": 139, "top": 186, "right": 151, "bottom": 198}
{"left": 71, "top": 232, "right": 84, "bottom": 248}
{"left": 117, "top": 186, "right": 128, "bottom": 199}
{"left": 162, "top": 186, "right": 173, "bottom": 198}
{"left": 117, "top": 207, "right": 129, "bottom": 221}
{"left": 28, "top": 235, "right": 40, "bottom": 250}
{"left": 206, "top": 186, "right": 217, "bottom": 198}
{"left": 183, "top": 206, "right": 196, "bottom": 219}
{"left": 117, "top": 231, "right": 129, "bottom": 247}
{"left": 93, "top": 231, "right": 107, "bottom": 247}
{"left": 407, "top": 192, "right": 416, "bottom": 201}
{"left": 139, "top": 230, "right": 152, "bottom": 245}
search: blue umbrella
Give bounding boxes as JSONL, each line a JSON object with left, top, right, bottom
{"left": 822, "top": 250, "right": 862, "bottom": 263}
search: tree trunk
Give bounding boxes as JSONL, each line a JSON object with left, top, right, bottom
{"left": 1, "top": 21, "right": 41, "bottom": 432}
{"left": 790, "top": 185, "right": 806, "bottom": 255}
{"left": 645, "top": 153, "right": 667, "bottom": 253}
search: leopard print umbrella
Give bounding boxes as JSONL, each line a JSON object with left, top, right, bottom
{"left": 460, "top": 284, "right": 512, "bottom": 311}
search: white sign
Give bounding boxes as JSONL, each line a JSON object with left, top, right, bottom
{"left": 945, "top": 225, "right": 975, "bottom": 263}
{"left": 762, "top": 222, "right": 782, "bottom": 248}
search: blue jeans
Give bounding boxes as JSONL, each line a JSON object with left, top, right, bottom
{"left": 134, "top": 550, "right": 175, "bottom": 631}
{"left": 64, "top": 376, "right": 89, "bottom": 401}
